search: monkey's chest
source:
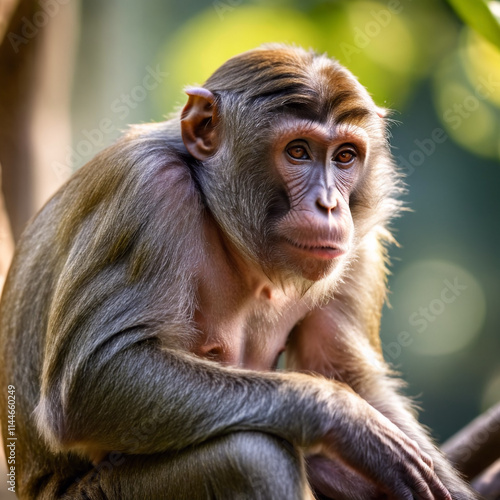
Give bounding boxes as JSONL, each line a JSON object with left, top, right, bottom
{"left": 191, "top": 302, "right": 303, "bottom": 371}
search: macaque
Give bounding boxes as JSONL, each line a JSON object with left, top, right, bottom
{"left": 0, "top": 45, "right": 478, "bottom": 499}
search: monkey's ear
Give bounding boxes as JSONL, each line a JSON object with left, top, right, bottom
{"left": 376, "top": 106, "right": 388, "bottom": 119}
{"left": 181, "top": 87, "right": 218, "bottom": 160}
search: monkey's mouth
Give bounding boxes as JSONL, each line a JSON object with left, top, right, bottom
{"left": 284, "top": 238, "right": 345, "bottom": 260}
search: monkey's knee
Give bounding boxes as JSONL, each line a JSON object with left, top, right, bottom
{"left": 210, "top": 431, "right": 310, "bottom": 499}
{"left": 95, "top": 431, "right": 310, "bottom": 499}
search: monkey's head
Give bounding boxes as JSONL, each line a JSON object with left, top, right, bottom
{"left": 181, "top": 45, "right": 402, "bottom": 288}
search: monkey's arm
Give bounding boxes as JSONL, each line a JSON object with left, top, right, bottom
{"left": 35, "top": 320, "right": 451, "bottom": 500}
{"left": 288, "top": 228, "right": 479, "bottom": 500}
{"left": 36, "top": 337, "right": 330, "bottom": 454}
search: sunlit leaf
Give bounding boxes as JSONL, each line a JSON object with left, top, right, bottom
{"left": 446, "top": 0, "right": 500, "bottom": 49}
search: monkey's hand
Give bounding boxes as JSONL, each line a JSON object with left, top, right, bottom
{"left": 317, "top": 389, "right": 453, "bottom": 500}
{"left": 306, "top": 453, "right": 388, "bottom": 500}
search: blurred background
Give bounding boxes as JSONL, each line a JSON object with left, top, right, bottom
{"left": 0, "top": 0, "right": 499, "bottom": 496}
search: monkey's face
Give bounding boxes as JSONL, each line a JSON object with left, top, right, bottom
{"left": 266, "top": 116, "right": 364, "bottom": 282}
{"left": 181, "top": 55, "right": 396, "bottom": 288}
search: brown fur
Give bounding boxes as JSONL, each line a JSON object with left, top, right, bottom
{"left": 0, "top": 45, "right": 476, "bottom": 499}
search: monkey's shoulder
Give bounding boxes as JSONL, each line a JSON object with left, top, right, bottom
{"left": 8, "top": 129, "right": 203, "bottom": 303}
{"left": 37, "top": 130, "right": 200, "bottom": 237}
{"left": 66, "top": 127, "right": 199, "bottom": 210}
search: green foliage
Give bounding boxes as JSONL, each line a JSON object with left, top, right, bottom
{"left": 152, "top": 1, "right": 457, "bottom": 115}
{"left": 446, "top": 0, "right": 500, "bottom": 49}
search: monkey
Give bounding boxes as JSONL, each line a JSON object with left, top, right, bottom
{"left": 0, "top": 45, "right": 478, "bottom": 499}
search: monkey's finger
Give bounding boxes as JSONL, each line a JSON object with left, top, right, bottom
{"left": 407, "top": 475, "right": 438, "bottom": 500}
{"left": 391, "top": 442, "right": 450, "bottom": 500}
{"left": 404, "top": 438, "right": 435, "bottom": 472}
{"left": 417, "top": 463, "right": 452, "bottom": 499}
{"left": 409, "top": 463, "right": 452, "bottom": 500}
{"left": 424, "top": 472, "right": 453, "bottom": 500}
{"left": 405, "top": 438, "right": 434, "bottom": 470}
{"left": 394, "top": 464, "right": 436, "bottom": 500}
{"left": 377, "top": 465, "right": 435, "bottom": 500}
{"left": 420, "top": 451, "right": 434, "bottom": 470}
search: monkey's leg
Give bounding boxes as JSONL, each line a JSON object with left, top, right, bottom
{"left": 64, "top": 431, "right": 314, "bottom": 500}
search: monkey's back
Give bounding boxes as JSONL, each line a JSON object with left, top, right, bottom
{"left": 0, "top": 121, "right": 200, "bottom": 498}
{"left": 0, "top": 185, "right": 98, "bottom": 497}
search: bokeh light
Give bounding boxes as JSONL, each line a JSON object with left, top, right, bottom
{"left": 153, "top": 6, "right": 320, "bottom": 113}
{"left": 433, "top": 27, "right": 500, "bottom": 161}
{"left": 152, "top": 1, "right": 457, "bottom": 116}
{"left": 389, "top": 260, "right": 486, "bottom": 356}
{"left": 319, "top": 1, "right": 417, "bottom": 105}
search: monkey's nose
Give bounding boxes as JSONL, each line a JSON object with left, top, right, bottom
{"left": 316, "top": 191, "right": 338, "bottom": 214}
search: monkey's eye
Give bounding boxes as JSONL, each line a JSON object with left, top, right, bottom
{"left": 287, "top": 145, "right": 310, "bottom": 160}
{"left": 333, "top": 147, "right": 356, "bottom": 168}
